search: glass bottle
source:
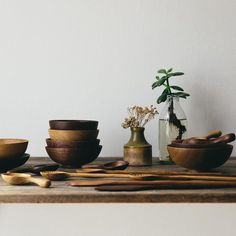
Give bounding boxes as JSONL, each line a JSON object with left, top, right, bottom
{"left": 158, "top": 95, "right": 187, "bottom": 162}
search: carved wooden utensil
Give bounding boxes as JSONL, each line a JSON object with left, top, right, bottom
{"left": 95, "top": 180, "right": 236, "bottom": 191}
{"left": 82, "top": 160, "right": 129, "bottom": 170}
{"left": 40, "top": 170, "right": 163, "bottom": 181}
{"left": 1, "top": 173, "right": 51, "bottom": 188}
{"left": 69, "top": 174, "right": 236, "bottom": 186}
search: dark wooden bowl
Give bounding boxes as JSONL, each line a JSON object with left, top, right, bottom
{"left": 0, "top": 153, "right": 30, "bottom": 172}
{"left": 167, "top": 144, "right": 233, "bottom": 171}
{"left": 49, "top": 120, "right": 98, "bottom": 130}
{"left": 45, "top": 146, "right": 102, "bottom": 167}
{"left": 46, "top": 138, "right": 100, "bottom": 148}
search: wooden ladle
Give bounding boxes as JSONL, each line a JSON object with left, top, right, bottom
{"left": 40, "top": 171, "right": 161, "bottom": 181}
{"left": 1, "top": 173, "right": 51, "bottom": 188}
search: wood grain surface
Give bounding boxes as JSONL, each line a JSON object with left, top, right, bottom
{"left": 1, "top": 157, "right": 236, "bottom": 203}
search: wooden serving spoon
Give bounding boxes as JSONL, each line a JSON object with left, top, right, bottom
{"left": 95, "top": 180, "right": 236, "bottom": 191}
{"left": 182, "top": 130, "right": 222, "bottom": 144}
{"left": 1, "top": 173, "right": 51, "bottom": 188}
{"left": 69, "top": 174, "right": 236, "bottom": 186}
{"left": 185, "top": 133, "right": 235, "bottom": 145}
{"left": 40, "top": 171, "right": 161, "bottom": 181}
{"left": 82, "top": 160, "right": 129, "bottom": 170}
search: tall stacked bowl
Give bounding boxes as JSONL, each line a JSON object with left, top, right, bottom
{"left": 46, "top": 120, "right": 102, "bottom": 167}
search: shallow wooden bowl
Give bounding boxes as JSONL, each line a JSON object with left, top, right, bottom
{"left": 167, "top": 144, "right": 233, "bottom": 171}
{"left": 45, "top": 146, "right": 102, "bottom": 167}
{"left": 46, "top": 138, "right": 100, "bottom": 148}
{"left": 48, "top": 129, "right": 99, "bottom": 141}
{"left": 0, "top": 139, "right": 28, "bottom": 159}
{"left": 49, "top": 120, "right": 98, "bottom": 130}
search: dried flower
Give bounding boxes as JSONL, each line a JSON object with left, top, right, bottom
{"left": 122, "top": 105, "right": 158, "bottom": 129}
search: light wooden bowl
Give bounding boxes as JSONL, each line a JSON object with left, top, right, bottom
{"left": 0, "top": 139, "right": 28, "bottom": 159}
{"left": 48, "top": 129, "right": 99, "bottom": 141}
{"left": 45, "top": 145, "right": 102, "bottom": 167}
{"left": 167, "top": 144, "right": 233, "bottom": 171}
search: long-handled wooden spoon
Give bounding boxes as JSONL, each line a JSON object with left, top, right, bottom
{"left": 1, "top": 173, "right": 51, "bottom": 188}
{"left": 95, "top": 180, "right": 236, "bottom": 191}
{"left": 69, "top": 174, "right": 236, "bottom": 186}
{"left": 40, "top": 171, "right": 161, "bottom": 181}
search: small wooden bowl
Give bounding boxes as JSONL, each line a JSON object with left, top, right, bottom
{"left": 45, "top": 146, "right": 102, "bottom": 167}
{"left": 48, "top": 129, "right": 99, "bottom": 141}
{"left": 0, "top": 139, "right": 28, "bottom": 159}
{"left": 167, "top": 144, "right": 233, "bottom": 171}
{"left": 49, "top": 120, "right": 98, "bottom": 130}
{"left": 46, "top": 138, "right": 100, "bottom": 148}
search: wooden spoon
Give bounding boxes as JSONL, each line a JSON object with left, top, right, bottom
{"left": 40, "top": 171, "right": 161, "bottom": 181}
{"left": 82, "top": 160, "right": 129, "bottom": 170}
{"left": 95, "top": 180, "right": 236, "bottom": 191}
{"left": 182, "top": 130, "right": 222, "bottom": 144}
{"left": 69, "top": 174, "right": 236, "bottom": 186}
{"left": 1, "top": 173, "right": 51, "bottom": 188}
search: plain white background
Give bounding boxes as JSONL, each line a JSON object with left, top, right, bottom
{"left": 0, "top": 1, "right": 236, "bottom": 235}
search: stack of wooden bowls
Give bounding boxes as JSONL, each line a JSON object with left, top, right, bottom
{"left": 0, "top": 139, "right": 29, "bottom": 171}
{"left": 46, "top": 120, "right": 102, "bottom": 167}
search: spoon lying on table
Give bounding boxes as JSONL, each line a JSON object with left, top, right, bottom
{"left": 8, "top": 164, "right": 59, "bottom": 175}
{"left": 1, "top": 173, "right": 51, "bottom": 188}
{"left": 82, "top": 160, "right": 129, "bottom": 170}
{"left": 40, "top": 171, "right": 160, "bottom": 181}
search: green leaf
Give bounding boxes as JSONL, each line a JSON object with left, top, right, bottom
{"left": 169, "top": 72, "right": 184, "bottom": 76}
{"left": 167, "top": 68, "right": 173, "bottom": 73}
{"left": 170, "top": 86, "right": 184, "bottom": 91}
{"left": 152, "top": 81, "right": 158, "bottom": 89}
{"left": 173, "top": 92, "right": 190, "bottom": 98}
{"left": 157, "top": 93, "right": 167, "bottom": 104}
{"left": 157, "top": 69, "right": 167, "bottom": 74}
{"left": 155, "top": 76, "right": 160, "bottom": 80}
{"left": 155, "top": 77, "right": 166, "bottom": 86}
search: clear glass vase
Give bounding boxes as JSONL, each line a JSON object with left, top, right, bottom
{"left": 158, "top": 95, "right": 187, "bottom": 162}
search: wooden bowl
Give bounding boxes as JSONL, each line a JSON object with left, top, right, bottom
{"left": 167, "top": 144, "right": 233, "bottom": 171}
{"left": 45, "top": 146, "right": 102, "bottom": 167}
{"left": 48, "top": 129, "right": 99, "bottom": 141}
{"left": 46, "top": 138, "right": 100, "bottom": 148}
{"left": 0, "top": 139, "right": 28, "bottom": 159}
{"left": 49, "top": 120, "right": 98, "bottom": 130}
{"left": 0, "top": 153, "right": 30, "bottom": 172}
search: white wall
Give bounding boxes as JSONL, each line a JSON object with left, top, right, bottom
{"left": 0, "top": 1, "right": 236, "bottom": 236}
{"left": 0, "top": 0, "right": 235, "bottom": 157}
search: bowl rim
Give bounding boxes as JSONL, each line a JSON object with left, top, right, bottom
{"left": 48, "top": 129, "right": 99, "bottom": 133}
{"left": 0, "top": 139, "right": 28, "bottom": 146}
{"left": 167, "top": 143, "right": 233, "bottom": 150}
{"left": 49, "top": 120, "right": 98, "bottom": 124}
{"left": 45, "top": 145, "right": 102, "bottom": 150}
{"left": 46, "top": 138, "right": 100, "bottom": 143}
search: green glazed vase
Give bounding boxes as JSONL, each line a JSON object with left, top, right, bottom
{"left": 124, "top": 127, "right": 152, "bottom": 166}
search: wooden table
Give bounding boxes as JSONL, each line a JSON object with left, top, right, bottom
{"left": 1, "top": 157, "right": 236, "bottom": 203}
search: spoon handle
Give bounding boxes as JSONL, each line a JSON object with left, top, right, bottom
{"left": 69, "top": 172, "right": 133, "bottom": 179}
{"left": 28, "top": 177, "right": 51, "bottom": 188}
{"left": 204, "top": 130, "right": 222, "bottom": 139}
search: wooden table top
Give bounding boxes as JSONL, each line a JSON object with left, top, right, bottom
{"left": 1, "top": 157, "right": 236, "bottom": 203}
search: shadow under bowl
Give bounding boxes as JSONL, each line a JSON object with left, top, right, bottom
{"left": 48, "top": 129, "right": 99, "bottom": 141}
{"left": 167, "top": 144, "right": 233, "bottom": 171}
{"left": 45, "top": 146, "right": 102, "bottom": 167}
{"left": 0, "top": 139, "right": 28, "bottom": 159}
{"left": 49, "top": 120, "right": 98, "bottom": 130}
{"left": 46, "top": 138, "right": 100, "bottom": 148}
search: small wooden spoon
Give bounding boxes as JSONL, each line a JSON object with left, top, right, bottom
{"left": 40, "top": 171, "right": 160, "bottom": 181}
{"left": 1, "top": 173, "right": 51, "bottom": 188}
{"left": 82, "top": 160, "right": 129, "bottom": 170}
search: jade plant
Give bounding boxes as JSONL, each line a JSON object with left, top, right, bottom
{"left": 152, "top": 68, "right": 190, "bottom": 140}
